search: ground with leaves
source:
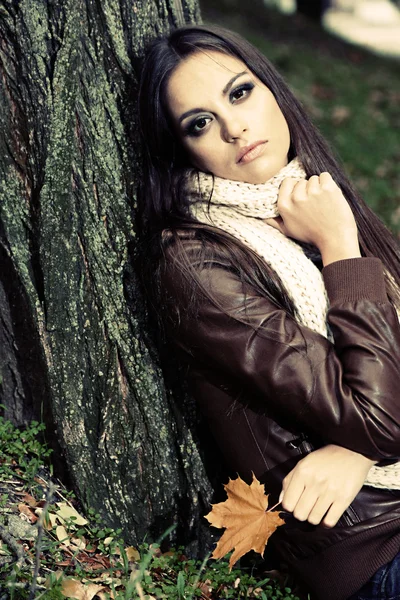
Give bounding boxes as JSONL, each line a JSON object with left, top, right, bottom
{"left": 0, "top": 417, "right": 307, "bottom": 600}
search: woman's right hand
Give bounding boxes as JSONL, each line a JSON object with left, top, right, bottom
{"left": 266, "top": 173, "right": 361, "bottom": 266}
{"left": 280, "top": 445, "right": 376, "bottom": 528}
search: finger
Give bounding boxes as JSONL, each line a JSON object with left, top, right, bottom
{"left": 322, "top": 500, "right": 349, "bottom": 528}
{"left": 280, "top": 472, "right": 305, "bottom": 513}
{"left": 293, "top": 486, "right": 332, "bottom": 525}
{"left": 318, "top": 171, "right": 335, "bottom": 189}
{"left": 279, "top": 177, "right": 297, "bottom": 194}
{"left": 292, "top": 487, "right": 320, "bottom": 521}
{"left": 307, "top": 493, "right": 334, "bottom": 526}
{"left": 264, "top": 216, "right": 285, "bottom": 234}
{"left": 291, "top": 179, "right": 308, "bottom": 202}
{"left": 279, "top": 471, "right": 293, "bottom": 504}
{"left": 306, "top": 175, "right": 320, "bottom": 193}
{"left": 277, "top": 177, "right": 297, "bottom": 206}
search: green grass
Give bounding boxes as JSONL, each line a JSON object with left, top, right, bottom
{"left": 0, "top": 418, "right": 304, "bottom": 599}
{"left": 201, "top": 0, "right": 400, "bottom": 233}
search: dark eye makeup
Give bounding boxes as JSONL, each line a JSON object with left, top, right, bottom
{"left": 183, "top": 81, "right": 255, "bottom": 138}
{"left": 229, "top": 81, "right": 254, "bottom": 102}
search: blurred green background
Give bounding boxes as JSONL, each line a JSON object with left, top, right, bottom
{"left": 200, "top": 0, "right": 400, "bottom": 235}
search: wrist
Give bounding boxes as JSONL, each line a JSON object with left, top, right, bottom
{"left": 325, "top": 444, "right": 377, "bottom": 467}
{"left": 319, "top": 236, "right": 361, "bottom": 267}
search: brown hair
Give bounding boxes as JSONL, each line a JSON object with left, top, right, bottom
{"left": 137, "top": 24, "right": 400, "bottom": 329}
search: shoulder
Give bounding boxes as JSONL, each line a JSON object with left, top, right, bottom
{"left": 159, "top": 227, "right": 246, "bottom": 310}
{"left": 161, "top": 227, "right": 203, "bottom": 264}
{"left": 160, "top": 227, "right": 233, "bottom": 278}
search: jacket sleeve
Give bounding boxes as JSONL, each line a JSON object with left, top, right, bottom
{"left": 161, "top": 240, "right": 400, "bottom": 461}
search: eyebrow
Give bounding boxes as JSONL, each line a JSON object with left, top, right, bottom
{"left": 178, "top": 70, "right": 248, "bottom": 124}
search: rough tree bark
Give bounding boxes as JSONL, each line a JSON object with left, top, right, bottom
{"left": 0, "top": 0, "right": 219, "bottom": 551}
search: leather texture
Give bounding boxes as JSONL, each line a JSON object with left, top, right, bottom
{"left": 159, "top": 231, "right": 400, "bottom": 569}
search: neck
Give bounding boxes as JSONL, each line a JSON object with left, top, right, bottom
{"left": 185, "top": 157, "right": 307, "bottom": 220}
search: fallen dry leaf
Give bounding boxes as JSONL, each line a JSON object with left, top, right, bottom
{"left": 103, "top": 536, "right": 113, "bottom": 546}
{"left": 61, "top": 578, "right": 105, "bottom": 600}
{"left": 56, "top": 503, "right": 88, "bottom": 526}
{"left": 21, "top": 492, "right": 38, "bottom": 507}
{"left": 126, "top": 546, "right": 140, "bottom": 562}
{"left": 197, "top": 581, "right": 212, "bottom": 598}
{"left": 56, "top": 525, "right": 70, "bottom": 545}
{"left": 38, "top": 510, "right": 57, "bottom": 530}
{"left": 77, "top": 555, "right": 111, "bottom": 571}
{"left": 56, "top": 558, "right": 74, "bottom": 567}
{"left": 71, "top": 537, "right": 87, "bottom": 551}
{"left": 18, "top": 503, "right": 38, "bottom": 524}
{"left": 91, "top": 573, "right": 122, "bottom": 585}
{"left": 205, "top": 474, "right": 284, "bottom": 570}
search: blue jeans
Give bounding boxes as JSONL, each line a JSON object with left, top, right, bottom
{"left": 347, "top": 552, "right": 400, "bottom": 599}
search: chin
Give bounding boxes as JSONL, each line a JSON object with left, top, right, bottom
{"left": 242, "top": 171, "right": 276, "bottom": 185}
{"left": 244, "top": 159, "right": 289, "bottom": 184}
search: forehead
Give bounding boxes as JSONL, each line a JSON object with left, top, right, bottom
{"left": 165, "top": 50, "right": 250, "bottom": 117}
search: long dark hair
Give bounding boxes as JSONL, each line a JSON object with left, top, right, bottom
{"left": 137, "top": 24, "right": 400, "bottom": 327}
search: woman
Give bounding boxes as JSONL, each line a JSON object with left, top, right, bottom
{"left": 137, "top": 24, "right": 400, "bottom": 600}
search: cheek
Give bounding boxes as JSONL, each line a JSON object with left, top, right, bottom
{"left": 280, "top": 116, "right": 290, "bottom": 145}
{"left": 260, "top": 93, "right": 289, "bottom": 140}
{"left": 272, "top": 107, "right": 290, "bottom": 150}
{"left": 184, "top": 140, "right": 220, "bottom": 170}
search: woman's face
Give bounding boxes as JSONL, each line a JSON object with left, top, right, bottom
{"left": 165, "top": 50, "right": 291, "bottom": 184}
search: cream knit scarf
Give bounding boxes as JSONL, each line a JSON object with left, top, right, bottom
{"left": 185, "top": 157, "right": 400, "bottom": 491}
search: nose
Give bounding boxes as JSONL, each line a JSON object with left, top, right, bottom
{"left": 221, "top": 113, "right": 248, "bottom": 142}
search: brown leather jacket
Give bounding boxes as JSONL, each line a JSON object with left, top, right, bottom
{"left": 160, "top": 232, "right": 400, "bottom": 599}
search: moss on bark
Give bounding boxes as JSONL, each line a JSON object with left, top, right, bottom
{"left": 0, "top": 0, "right": 215, "bottom": 550}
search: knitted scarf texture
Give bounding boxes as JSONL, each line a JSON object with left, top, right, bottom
{"left": 186, "top": 157, "right": 400, "bottom": 490}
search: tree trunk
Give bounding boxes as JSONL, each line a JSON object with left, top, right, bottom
{"left": 0, "top": 0, "right": 218, "bottom": 551}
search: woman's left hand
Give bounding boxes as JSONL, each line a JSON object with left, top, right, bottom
{"left": 280, "top": 445, "right": 376, "bottom": 527}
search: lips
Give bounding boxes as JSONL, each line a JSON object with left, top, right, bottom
{"left": 237, "top": 141, "right": 268, "bottom": 164}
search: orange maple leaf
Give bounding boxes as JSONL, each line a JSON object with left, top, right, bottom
{"left": 205, "top": 473, "right": 285, "bottom": 570}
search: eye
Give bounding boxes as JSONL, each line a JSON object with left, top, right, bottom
{"left": 230, "top": 82, "right": 255, "bottom": 102}
{"left": 185, "top": 115, "right": 212, "bottom": 137}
